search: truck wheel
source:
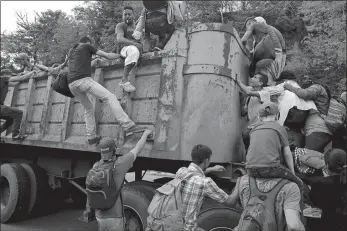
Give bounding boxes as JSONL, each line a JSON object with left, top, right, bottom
{"left": 0, "top": 163, "right": 31, "bottom": 223}
{"left": 20, "top": 164, "right": 48, "bottom": 216}
{"left": 125, "top": 180, "right": 161, "bottom": 189}
{"left": 197, "top": 207, "right": 241, "bottom": 231}
{"left": 127, "top": 184, "right": 156, "bottom": 198}
{"left": 123, "top": 186, "right": 151, "bottom": 231}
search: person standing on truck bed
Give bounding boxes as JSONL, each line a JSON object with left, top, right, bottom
{"left": 115, "top": 6, "right": 142, "bottom": 93}
{"left": 86, "top": 129, "right": 153, "bottom": 231}
{"left": 0, "top": 76, "right": 28, "bottom": 142}
{"left": 67, "top": 36, "right": 147, "bottom": 145}
{"left": 241, "top": 17, "right": 286, "bottom": 85}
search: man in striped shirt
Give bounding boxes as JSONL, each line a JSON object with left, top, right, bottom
{"left": 175, "top": 144, "right": 240, "bottom": 231}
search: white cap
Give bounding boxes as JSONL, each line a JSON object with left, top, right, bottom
{"left": 254, "top": 16, "right": 266, "bottom": 24}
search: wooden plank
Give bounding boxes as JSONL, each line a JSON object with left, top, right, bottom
{"left": 60, "top": 97, "right": 74, "bottom": 142}
{"left": 20, "top": 78, "right": 36, "bottom": 135}
{"left": 39, "top": 75, "right": 53, "bottom": 139}
{"left": 93, "top": 68, "right": 104, "bottom": 135}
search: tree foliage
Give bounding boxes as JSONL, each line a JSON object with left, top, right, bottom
{"left": 1, "top": 1, "right": 345, "bottom": 94}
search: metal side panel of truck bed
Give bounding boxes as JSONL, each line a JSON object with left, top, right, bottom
{"left": 1, "top": 23, "right": 251, "bottom": 164}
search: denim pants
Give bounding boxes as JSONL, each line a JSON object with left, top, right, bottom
{"left": 69, "top": 77, "right": 135, "bottom": 139}
{"left": 0, "top": 105, "right": 23, "bottom": 136}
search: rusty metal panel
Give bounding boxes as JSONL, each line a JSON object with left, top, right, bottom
{"left": 103, "top": 78, "right": 122, "bottom": 99}
{"left": 69, "top": 124, "right": 86, "bottom": 136}
{"left": 98, "top": 124, "right": 121, "bottom": 138}
{"left": 31, "top": 105, "right": 44, "bottom": 123}
{"left": 134, "top": 74, "right": 161, "bottom": 98}
{"left": 51, "top": 90, "right": 66, "bottom": 103}
{"left": 71, "top": 102, "right": 87, "bottom": 123}
{"left": 131, "top": 99, "right": 158, "bottom": 123}
{"left": 15, "top": 88, "right": 28, "bottom": 105}
{"left": 46, "top": 123, "right": 63, "bottom": 136}
{"left": 49, "top": 104, "right": 65, "bottom": 122}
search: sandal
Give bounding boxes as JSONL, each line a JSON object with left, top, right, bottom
{"left": 119, "top": 82, "right": 136, "bottom": 92}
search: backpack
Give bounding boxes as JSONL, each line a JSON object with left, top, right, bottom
{"left": 324, "top": 98, "right": 347, "bottom": 133}
{"left": 51, "top": 44, "right": 78, "bottom": 98}
{"left": 146, "top": 172, "right": 195, "bottom": 231}
{"left": 85, "top": 160, "right": 122, "bottom": 210}
{"left": 235, "top": 177, "right": 289, "bottom": 231}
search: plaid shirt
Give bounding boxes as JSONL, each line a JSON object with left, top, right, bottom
{"left": 176, "top": 163, "right": 228, "bottom": 231}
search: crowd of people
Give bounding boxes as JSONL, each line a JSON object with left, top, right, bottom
{"left": 1, "top": 1, "right": 346, "bottom": 231}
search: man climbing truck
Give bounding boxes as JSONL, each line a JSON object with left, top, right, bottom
{"left": 0, "top": 22, "right": 251, "bottom": 230}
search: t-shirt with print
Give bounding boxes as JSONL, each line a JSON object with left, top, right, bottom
{"left": 95, "top": 152, "right": 135, "bottom": 219}
{"left": 115, "top": 22, "right": 137, "bottom": 53}
{"left": 237, "top": 176, "right": 301, "bottom": 231}
{"left": 246, "top": 121, "right": 289, "bottom": 168}
{"left": 246, "top": 87, "right": 279, "bottom": 129}
{"left": 67, "top": 43, "right": 98, "bottom": 84}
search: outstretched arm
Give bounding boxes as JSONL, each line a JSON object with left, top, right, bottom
{"left": 130, "top": 129, "right": 153, "bottom": 159}
{"left": 95, "top": 50, "right": 121, "bottom": 60}
{"left": 235, "top": 75, "right": 261, "bottom": 98}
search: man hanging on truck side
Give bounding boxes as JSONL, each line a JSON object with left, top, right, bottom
{"left": 241, "top": 17, "right": 286, "bottom": 85}
{"left": 67, "top": 36, "right": 147, "bottom": 145}
{"left": 85, "top": 129, "right": 153, "bottom": 231}
{"left": 115, "top": 6, "right": 142, "bottom": 93}
{"left": 0, "top": 75, "right": 29, "bottom": 142}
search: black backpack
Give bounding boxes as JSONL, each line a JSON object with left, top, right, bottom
{"left": 51, "top": 44, "right": 78, "bottom": 98}
{"left": 85, "top": 160, "right": 122, "bottom": 210}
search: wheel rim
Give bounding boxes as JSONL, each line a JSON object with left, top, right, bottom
{"left": 124, "top": 205, "right": 143, "bottom": 231}
{"left": 210, "top": 228, "right": 234, "bottom": 231}
{"left": 0, "top": 177, "right": 10, "bottom": 211}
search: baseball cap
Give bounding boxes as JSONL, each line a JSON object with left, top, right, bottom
{"left": 324, "top": 149, "right": 347, "bottom": 173}
{"left": 99, "top": 137, "right": 116, "bottom": 154}
{"left": 258, "top": 102, "right": 279, "bottom": 118}
{"left": 254, "top": 16, "right": 266, "bottom": 24}
{"left": 243, "top": 16, "right": 255, "bottom": 29}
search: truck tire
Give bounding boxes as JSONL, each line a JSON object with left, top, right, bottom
{"left": 20, "top": 164, "right": 48, "bottom": 216}
{"left": 197, "top": 207, "right": 241, "bottom": 231}
{"left": 123, "top": 186, "right": 151, "bottom": 231}
{"left": 127, "top": 184, "right": 156, "bottom": 200}
{"left": 0, "top": 163, "right": 31, "bottom": 223}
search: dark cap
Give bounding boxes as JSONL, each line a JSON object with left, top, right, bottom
{"left": 325, "top": 149, "right": 347, "bottom": 173}
{"left": 259, "top": 102, "right": 279, "bottom": 118}
{"left": 99, "top": 137, "right": 116, "bottom": 154}
{"left": 244, "top": 16, "right": 255, "bottom": 29}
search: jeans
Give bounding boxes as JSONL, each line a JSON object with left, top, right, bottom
{"left": 305, "top": 132, "right": 332, "bottom": 153}
{"left": 96, "top": 217, "right": 124, "bottom": 231}
{"left": 69, "top": 77, "right": 135, "bottom": 139}
{"left": 0, "top": 105, "right": 23, "bottom": 136}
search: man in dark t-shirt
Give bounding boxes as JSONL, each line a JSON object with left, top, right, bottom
{"left": 68, "top": 36, "right": 147, "bottom": 145}
{"left": 0, "top": 76, "right": 27, "bottom": 141}
{"left": 91, "top": 129, "right": 152, "bottom": 231}
{"left": 115, "top": 6, "right": 142, "bottom": 93}
{"left": 241, "top": 17, "right": 286, "bottom": 85}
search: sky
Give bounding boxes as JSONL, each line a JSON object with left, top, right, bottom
{"left": 1, "top": 1, "right": 84, "bottom": 33}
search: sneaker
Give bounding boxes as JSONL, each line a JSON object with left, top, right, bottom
{"left": 87, "top": 136, "right": 102, "bottom": 145}
{"left": 119, "top": 82, "right": 136, "bottom": 92}
{"left": 124, "top": 125, "right": 147, "bottom": 136}
{"left": 12, "top": 134, "right": 28, "bottom": 141}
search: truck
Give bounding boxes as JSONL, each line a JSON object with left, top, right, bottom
{"left": 0, "top": 23, "right": 251, "bottom": 230}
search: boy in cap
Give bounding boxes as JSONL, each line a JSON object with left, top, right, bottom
{"left": 301, "top": 148, "right": 347, "bottom": 231}
{"left": 246, "top": 102, "right": 303, "bottom": 193}
{"left": 87, "top": 128, "right": 152, "bottom": 231}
